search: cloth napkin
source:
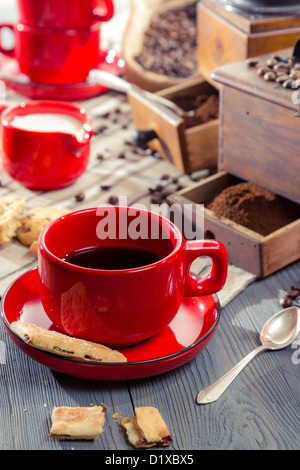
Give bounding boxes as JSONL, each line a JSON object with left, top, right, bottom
{"left": 191, "top": 257, "right": 257, "bottom": 307}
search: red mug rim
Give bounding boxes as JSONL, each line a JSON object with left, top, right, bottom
{"left": 15, "top": 20, "right": 101, "bottom": 34}
{"left": 1, "top": 100, "right": 92, "bottom": 136}
{"left": 38, "top": 207, "right": 184, "bottom": 275}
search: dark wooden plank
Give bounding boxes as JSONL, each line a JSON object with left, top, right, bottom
{"left": 0, "top": 330, "right": 134, "bottom": 450}
{"left": 191, "top": 260, "right": 300, "bottom": 450}
{"left": 1, "top": 260, "right": 300, "bottom": 450}
{"left": 122, "top": 260, "right": 300, "bottom": 450}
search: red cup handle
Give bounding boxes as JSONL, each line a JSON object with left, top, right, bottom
{"left": 0, "top": 24, "right": 15, "bottom": 57}
{"left": 184, "top": 239, "right": 228, "bottom": 297}
{"left": 93, "top": 0, "right": 114, "bottom": 21}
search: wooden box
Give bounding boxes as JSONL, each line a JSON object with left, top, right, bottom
{"left": 128, "top": 77, "right": 219, "bottom": 174}
{"left": 212, "top": 47, "right": 300, "bottom": 205}
{"left": 197, "top": 0, "right": 300, "bottom": 84}
{"left": 168, "top": 48, "right": 300, "bottom": 277}
{"left": 168, "top": 171, "right": 300, "bottom": 277}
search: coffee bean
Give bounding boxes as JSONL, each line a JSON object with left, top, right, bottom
{"left": 275, "top": 74, "right": 290, "bottom": 84}
{"left": 94, "top": 125, "right": 108, "bottom": 135}
{"left": 286, "top": 289, "right": 300, "bottom": 299}
{"left": 293, "top": 79, "right": 300, "bottom": 89}
{"left": 108, "top": 195, "right": 119, "bottom": 205}
{"left": 75, "top": 192, "right": 85, "bottom": 202}
{"left": 148, "top": 186, "right": 156, "bottom": 194}
{"left": 100, "top": 184, "right": 111, "bottom": 191}
{"left": 266, "top": 58, "right": 278, "bottom": 68}
{"left": 272, "top": 55, "right": 289, "bottom": 63}
{"left": 150, "top": 192, "right": 163, "bottom": 204}
{"left": 273, "top": 64, "right": 290, "bottom": 74}
{"left": 290, "top": 69, "right": 300, "bottom": 79}
{"left": 247, "top": 59, "right": 259, "bottom": 67}
{"left": 282, "top": 79, "right": 294, "bottom": 88}
{"left": 154, "top": 183, "right": 164, "bottom": 192}
{"left": 279, "top": 295, "right": 293, "bottom": 308}
{"left": 264, "top": 71, "right": 276, "bottom": 81}
{"left": 257, "top": 66, "right": 271, "bottom": 76}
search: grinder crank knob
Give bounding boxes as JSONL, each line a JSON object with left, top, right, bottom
{"left": 132, "top": 129, "right": 158, "bottom": 148}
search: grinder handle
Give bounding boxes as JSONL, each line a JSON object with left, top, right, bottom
{"left": 132, "top": 129, "right": 158, "bottom": 148}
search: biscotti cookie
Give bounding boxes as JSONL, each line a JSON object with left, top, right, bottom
{"left": 121, "top": 407, "right": 173, "bottom": 448}
{"left": 0, "top": 196, "right": 26, "bottom": 244}
{"left": 17, "top": 206, "right": 69, "bottom": 248}
{"left": 49, "top": 405, "right": 107, "bottom": 440}
{"left": 29, "top": 240, "right": 38, "bottom": 255}
{"left": 10, "top": 321, "right": 127, "bottom": 363}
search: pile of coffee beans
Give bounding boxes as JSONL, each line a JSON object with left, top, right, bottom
{"left": 248, "top": 54, "right": 300, "bottom": 89}
{"left": 135, "top": 2, "right": 197, "bottom": 79}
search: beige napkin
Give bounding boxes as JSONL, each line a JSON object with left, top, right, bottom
{"left": 191, "top": 257, "right": 257, "bottom": 308}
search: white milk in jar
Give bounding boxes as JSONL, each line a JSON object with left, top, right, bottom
{"left": 11, "top": 113, "right": 84, "bottom": 140}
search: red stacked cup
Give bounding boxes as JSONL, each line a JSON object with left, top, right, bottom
{"left": 0, "top": 0, "right": 114, "bottom": 85}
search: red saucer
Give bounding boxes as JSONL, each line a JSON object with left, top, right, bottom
{"left": 1, "top": 268, "right": 221, "bottom": 381}
{"left": 0, "top": 50, "right": 124, "bottom": 101}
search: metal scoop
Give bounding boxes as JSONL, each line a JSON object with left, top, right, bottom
{"left": 89, "top": 69, "right": 195, "bottom": 119}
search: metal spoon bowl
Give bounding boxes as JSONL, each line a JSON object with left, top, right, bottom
{"left": 196, "top": 306, "right": 300, "bottom": 404}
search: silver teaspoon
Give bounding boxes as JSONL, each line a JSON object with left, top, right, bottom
{"left": 196, "top": 306, "right": 300, "bottom": 404}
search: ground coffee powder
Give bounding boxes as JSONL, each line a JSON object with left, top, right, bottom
{"left": 207, "top": 182, "right": 299, "bottom": 236}
{"left": 172, "top": 94, "right": 219, "bottom": 126}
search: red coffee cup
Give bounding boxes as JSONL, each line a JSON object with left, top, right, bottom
{"left": 38, "top": 206, "right": 228, "bottom": 346}
{"left": 0, "top": 100, "right": 93, "bottom": 190}
{"left": 17, "top": 0, "right": 114, "bottom": 29}
{"left": 0, "top": 22, "right": 101, "bottom": 85}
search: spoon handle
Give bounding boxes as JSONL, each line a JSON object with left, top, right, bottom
{"left": 196, "top": 345, "right": 267, "bottom": 404}
{"left": 89, "top": 70, "right": 194, "bottom": 119}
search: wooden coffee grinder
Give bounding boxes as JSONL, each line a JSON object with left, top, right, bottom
{"left": 198, "top": 0, "right": 300, "bottom": 84}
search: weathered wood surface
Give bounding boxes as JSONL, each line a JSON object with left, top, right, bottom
{"left": 0, "top": 79, "right": 299, "bottom": 453}
{"left": 1, "top": 258, "right": 299, "bottom": 450}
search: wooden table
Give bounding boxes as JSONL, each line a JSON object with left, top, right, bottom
{"left": 0, "top": 86, "right": 299, "bottom": 453}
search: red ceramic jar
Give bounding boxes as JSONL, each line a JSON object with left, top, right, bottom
{"left": 0, "top": 100, "right": 93, "bottom": 190}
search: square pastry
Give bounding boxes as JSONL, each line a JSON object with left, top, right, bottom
{"left": 49, "top": 405, "right": 106, "bottom": 440}
{"left": 121, "top": 406, "right": 173, "bottom": 448}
